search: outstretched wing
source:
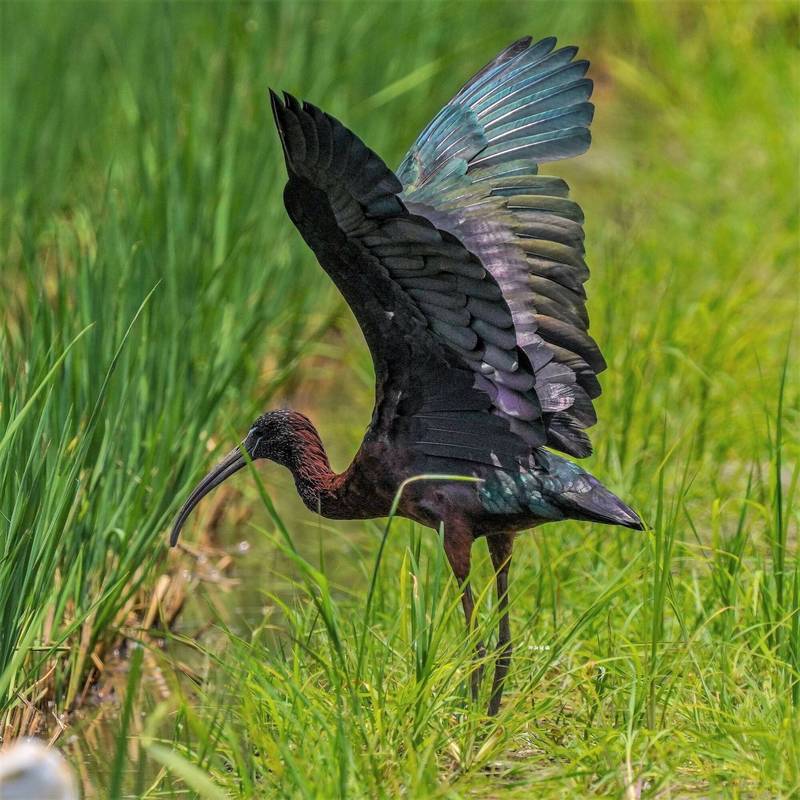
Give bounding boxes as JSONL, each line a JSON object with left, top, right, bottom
{"left": 270, "top": 91, "right": 549, "bottom": 470}
{"left": 399, "top": 36, "right": 602, "bottom": 457}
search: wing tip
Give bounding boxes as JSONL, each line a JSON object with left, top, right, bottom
{"left": 268, "top": 88, "right": 291, "bottom": 164}
{"left": 268, "top": 89, "right": 306, "bottom": 116}
{"left": 517, "top": 35, "right": 589, "bottom": 62}
{"left": 507, "top": 34, "right": 535, "bottom": 54}
{"left": 283, "top": 91, "right": 301, "bottom": 111}
{"left": 269, "top": 90, "right": 316, "bottom": 168}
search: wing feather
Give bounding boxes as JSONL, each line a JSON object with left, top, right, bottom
{"left": 271, "top": 91, "right": 547, "bottom": 468}
{"left": 400, "top": 36, "right": 604, "bottom": 457}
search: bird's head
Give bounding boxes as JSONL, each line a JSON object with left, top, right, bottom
{"left": 170, "top": 409, "right": 313, "bottom": 546}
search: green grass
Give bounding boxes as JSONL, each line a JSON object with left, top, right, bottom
{"left": 0, "top": 0, "right": 333, "bottom": 730}
{"left": 1, "top": 0, "right": 798, "bottom": 797}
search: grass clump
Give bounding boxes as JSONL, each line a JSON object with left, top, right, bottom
{"left": 0, "top": 0, "right": 330, "bottom": 733}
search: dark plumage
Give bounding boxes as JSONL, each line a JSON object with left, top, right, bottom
{"left": 171, "top": 36, "right": 643, "bottom": 716}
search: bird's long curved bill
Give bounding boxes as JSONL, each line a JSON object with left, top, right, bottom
{"left": 170, "top": 448, "right": 247, "bottom": 546}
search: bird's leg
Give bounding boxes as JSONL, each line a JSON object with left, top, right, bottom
{"left": 487, "top": 533, "right": 514, "bottom": 716}
{"left": 443, "top": 525, "right": 485, "bottom": 701}
{"left": 460, "top": 583, "right": 487, "bottom": 701}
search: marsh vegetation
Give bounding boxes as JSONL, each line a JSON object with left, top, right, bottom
{"left": 1, "top": 1, "right": 797, "bottom": 796}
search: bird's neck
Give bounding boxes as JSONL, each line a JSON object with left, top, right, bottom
{"left": 287, "top": 423, "right": 345, "bottom": 515}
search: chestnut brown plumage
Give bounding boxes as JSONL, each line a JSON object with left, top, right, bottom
{"left": 171, "top": 36, "right": 643, "bottom": 715}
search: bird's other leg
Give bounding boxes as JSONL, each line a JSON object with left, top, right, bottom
{"left": 487, "top": 533, "right": 514, "bottom": 716}
{"left": 443, "top": 523, "right": 485, "bottom": 701}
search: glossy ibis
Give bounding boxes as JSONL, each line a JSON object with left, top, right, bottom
{"left": 171, "top": 35, "right": 643, "bottom": 715}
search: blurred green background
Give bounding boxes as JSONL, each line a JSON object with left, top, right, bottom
{"left": 1, "top": 1, "right": 797, "bottom": 797}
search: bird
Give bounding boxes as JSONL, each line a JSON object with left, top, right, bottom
{"left": 171, "top": 35, "right": 643, "bottom": 716}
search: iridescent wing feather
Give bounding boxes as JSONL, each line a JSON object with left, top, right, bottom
{"left": 399, "top": 36, "right": 603, "bottom": 457}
